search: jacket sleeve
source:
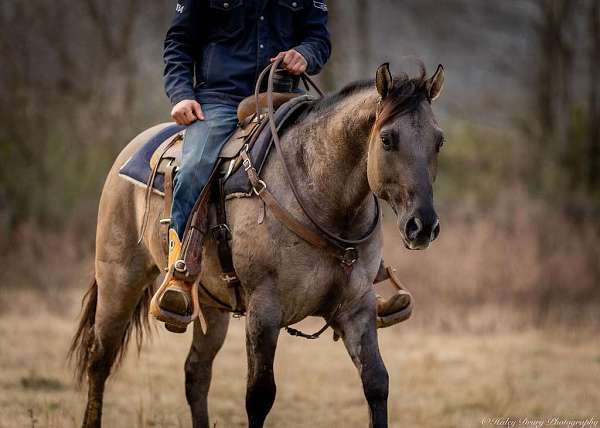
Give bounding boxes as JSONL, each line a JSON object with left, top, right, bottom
{"left": 164, "top": 0, "right": 198, "bottom": 106}
{"left": 293, "top": 1, "right": 332, "bottom": 75}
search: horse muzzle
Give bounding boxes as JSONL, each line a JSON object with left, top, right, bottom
{"left": 399, "top": 213, "right": 440, "bottom": 250}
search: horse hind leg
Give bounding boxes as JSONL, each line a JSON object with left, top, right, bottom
{"left": 184, "top": 304, "right": 230, "bottom": 428}
{"left": 71, "top": 260, "right": 158, "bottom": 428}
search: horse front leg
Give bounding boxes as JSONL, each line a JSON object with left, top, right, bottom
{"left": 185, "top": 305, "right": 230, "bottom": 428}
{"left": 244, "top": 288, "right": 282, "bottom": 428}
{"left": 337, "top": 293, "right": 389, "bottom": 428}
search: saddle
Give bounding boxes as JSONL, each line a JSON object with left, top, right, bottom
{"left": 145, "top": 92, "right": 312, "bottom": 196}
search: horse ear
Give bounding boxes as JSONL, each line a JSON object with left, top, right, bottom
{"left": 375, "top": 63, "right": 393, "bottom": 99}
{"left": 426, "top": 64, "right": 444, "bottom": 101}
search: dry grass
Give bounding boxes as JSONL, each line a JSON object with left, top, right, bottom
{"left": 381, "top": 188, "right": 600, "bottom": 331}
{"left": 1, "top": 188, "right": 599, "bottom": 427}
{"left": 0, "top": 289, "right": 599, "bottom": 428}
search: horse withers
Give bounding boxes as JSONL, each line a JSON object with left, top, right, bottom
{"left": 69, "top": 62, "right": 445, "bottom": 428}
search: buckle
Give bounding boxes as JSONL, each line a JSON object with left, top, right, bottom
{"left": 252, "top": 180, "right": 267, "bottom": 196}
{"left": 210, "top": 224, "right": 231, "bottom": 240}
{"left": 340, "top": 247, "right": 359, "bottom": 267}
{"left": 174, "top": 259, "right": 187, "bottom": 273}
{"left": 222, "top": 272, "right": 239, "bottom": 284}
{"left": 243, "top": 158, "right": 252, "bottom": 171}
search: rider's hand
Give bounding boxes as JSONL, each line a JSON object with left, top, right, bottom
{"left": 171, "top": 99, "right": 204, "bottom": 125}
{"left": 271, "top": 49, "right": 308, "bottom": 75}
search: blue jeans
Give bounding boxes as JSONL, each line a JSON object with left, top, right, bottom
{"left": 170, "top": 103, "right": 238, "bottom": 236}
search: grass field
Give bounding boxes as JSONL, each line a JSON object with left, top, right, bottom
{"left": 0, "top": 289, "right": 599, "bottom": 428}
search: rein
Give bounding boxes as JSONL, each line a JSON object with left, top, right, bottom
{"left": 245, "top": 59, "right": 381, "bottom": 269}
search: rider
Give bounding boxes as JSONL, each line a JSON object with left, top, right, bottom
{"left": 154, "top": 0, "right": 411, "bottom": 331}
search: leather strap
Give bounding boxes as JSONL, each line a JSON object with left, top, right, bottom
{"left": 212, "top": 178, "right": 244, "bottom": 314}
{"left": 245, "top": 61, "right": 381, "bottom": 266}
{"left": 242, "top": 151, "right": 329, "bottom": 250}
{"left": 161, "top": 164, "right": 177, "bottom": 253}
{"left": 262, "top": 60, "right": 381, "bottom": 256}
{"left": 241, "top": 150, "right": 360, "bottom": 265}
{"left": 179, "top": 160, "right": 223, "bottom": 278}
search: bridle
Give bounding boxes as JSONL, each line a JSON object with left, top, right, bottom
{"left": 242, "top": 59, "right": 381, "bottom": 270}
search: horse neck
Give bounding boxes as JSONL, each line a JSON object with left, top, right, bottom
{"left": 287, "top": 88, "right": 379, "bottom": 229}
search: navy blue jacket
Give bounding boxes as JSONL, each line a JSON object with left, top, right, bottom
{"left": 164, "top": 0, "right": 331, "bottom": 106}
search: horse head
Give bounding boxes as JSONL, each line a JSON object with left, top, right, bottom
{"left": 367, "top": 63, "right": 445, "bottom": 250}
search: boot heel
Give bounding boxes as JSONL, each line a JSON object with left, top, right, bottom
{"left": 160, "top": 288, "right": 192, "bottom": 316}
{"left": 165, "top": 323, "right": 187, "bottom": 334}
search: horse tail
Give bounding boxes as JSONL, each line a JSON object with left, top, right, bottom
{"left": 68, "top": 275, "right": 154, "bottom": 385}
{"left": 68, "top": 277, "right": 99, "bottom": 384}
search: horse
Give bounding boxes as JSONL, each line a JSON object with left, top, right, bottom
{"left": 69, "top": 62, "right": 445, "bottom": 428}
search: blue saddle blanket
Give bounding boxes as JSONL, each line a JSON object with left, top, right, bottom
{"left": 118, "top": 124, "right": 185, "bottom": 193}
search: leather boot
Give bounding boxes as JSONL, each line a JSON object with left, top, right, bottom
{"left": 150, "top": 229, "right": 194, "bottom": 333}
{"left": 374, "top": 264, "right": 413, "bottom": 328}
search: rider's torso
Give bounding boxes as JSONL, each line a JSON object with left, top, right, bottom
{"left": 194, "top": 0, "right": 309, "bottom": 105}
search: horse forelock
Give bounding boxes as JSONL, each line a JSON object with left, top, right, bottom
{"left": 374, "top": 65, "right": 429, "bottom": 132}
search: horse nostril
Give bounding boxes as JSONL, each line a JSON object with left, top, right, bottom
{"left": 404, "top": 217, "right": 422, "bottom": 241}
{"left": 431, "top": 219, "right": 441, "bottom": 241}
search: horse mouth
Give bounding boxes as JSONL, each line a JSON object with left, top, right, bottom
{"left": 400, "top": 235, "right": 431, "bottom": 251}
{"left": 397, "top": 213, "right": 440, "bottom": 250}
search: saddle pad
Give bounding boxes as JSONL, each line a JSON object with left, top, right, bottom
{"left": 223, "top": 95, "right": 315, "bottom": 196}
{"left": 118, "top": 123, "right": 185, "bottom": 193}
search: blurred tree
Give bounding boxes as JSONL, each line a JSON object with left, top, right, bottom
{"left": 0, "top": 0, "right": 161, "bottom": 232}
{"left": 355, "top": 0, "right": 370, "bottom": 76}
{"left": 587, "top": 1, "right": 600, "bottom": 193}
{"left": 533, "top": 0, "right": 576, "bottom": 183}
{"left": 528, "top": 0, "right": 599, "bottom": 215}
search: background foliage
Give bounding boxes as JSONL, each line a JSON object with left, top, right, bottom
{"left": 0, "top": 0, "right": 598, "bottom": 327}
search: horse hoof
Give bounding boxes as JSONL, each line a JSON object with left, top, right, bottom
{"left": 165, "top": 323, "right": 187, "bottom": 334}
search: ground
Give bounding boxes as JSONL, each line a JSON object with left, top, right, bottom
{"left": 0, "top": 291, "right": 599, "bottom": 428}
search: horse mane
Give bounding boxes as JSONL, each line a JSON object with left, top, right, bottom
{"left": 305, "top": 63, "right": 430, "bottom": 131}
{"left": 307, "top": 79, "right": 374, "bottom": 115}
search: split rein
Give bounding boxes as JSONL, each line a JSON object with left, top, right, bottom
{"left": 242, "top": 60, "right": 382, "bottom": 339}
{"left": 245, "top": 59, "right": 382, "bottom": 271}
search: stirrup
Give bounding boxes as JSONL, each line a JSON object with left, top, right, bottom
{"left": 149, "top": 268, "right": 201, "bottom": 333}
{"left": 375, "top": 266, "right": 414, "bottom": 328}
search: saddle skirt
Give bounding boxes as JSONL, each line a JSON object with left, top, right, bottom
{"left": 118, "top": 94, "right": 314, "bottom": 198}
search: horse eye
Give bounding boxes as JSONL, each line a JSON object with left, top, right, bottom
{"left": 436, "top": 136, "right": 445, "bottom": 153}
{"left": 381, "top": 136, "right": 393, "bottom": 151}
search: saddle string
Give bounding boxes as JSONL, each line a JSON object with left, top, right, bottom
{"left": 137, "top": 134, "right": 182, "bottom": 245}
